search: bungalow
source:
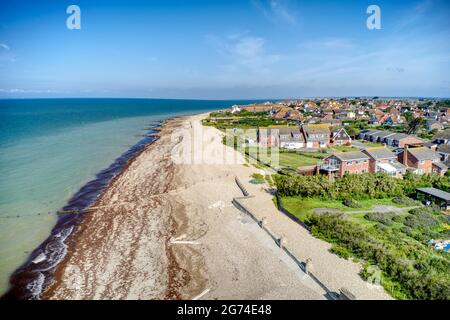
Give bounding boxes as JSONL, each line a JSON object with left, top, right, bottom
{"left": 321, "top": 151, "right": 370, "bottom": 178}
{"left": 384, "top": 133, "right": 423, "bottom": 148}
{"left": 358, "top": 129, "right": 379, "bottom": 141}
{"left": 368, "top": 131, "right": 395, "bottom": 143}
{"left": 398, "top": 147, "right": 445, "bottom": 175}
{"left": 331, "top": 128, "right": 352, "bottom": 146}
{"left": 362, "top": 147, "right": 406, "bottom": 178}
{"left": 302, "top": 124, "right": 331, "bottom": 149}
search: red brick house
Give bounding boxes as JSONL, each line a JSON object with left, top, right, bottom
{"left": 257, "top": 128, "right": 279, "bottom": 147}
{"left": 362, "top": 147, "right": 406, "bottom": 178}
{"left": 398, "top": 147, "right": 445, "bottom": 175}
{"left": 321, "top": 151, "right": 370, "bottom": 178}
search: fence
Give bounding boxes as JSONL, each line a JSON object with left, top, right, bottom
{"left": 232, "top": 176, "right": 340, "bottom": 300}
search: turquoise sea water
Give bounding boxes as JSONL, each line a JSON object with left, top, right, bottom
{"left": 0, "top": 98, "right": 253, "bottom": 296}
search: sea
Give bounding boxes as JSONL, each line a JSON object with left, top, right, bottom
{"left": 0, "top": 98, "right": 256, "bottom": 298}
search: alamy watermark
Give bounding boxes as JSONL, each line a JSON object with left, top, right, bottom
{"left": 367, "top": 5, "right": 381, "bottom": 30}
{"left": 66, "top": 5, "right": 81, "bottom": 30}
{"left": 169, "top": 125, "right": 280, "bottom": 167}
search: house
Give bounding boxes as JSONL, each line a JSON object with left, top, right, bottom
{"left": 426, "top": 119, "right": 444, "bottom": 131}
{"left": 331, "top": 128, "right": 352, "bottom": 146}
{"left": 368, "top": 131, "right": 395, "bottom": 143}
{"left": 231, "top": 105, "right": 241, "bottom": 114}
{"left": 398, "top": 147, "right": 445, "bottom": 175}
{"left": 437, "top": 144, "right": 450, "bottom": 164}
{"left": 321, "top": 151, "right": 370, "bottom": 178}
{"left": 302, "top": 124, "right": 331, "bottom": 149}
{"left": 433, "top": 130, "right": 450, "bottom": 144}
{"left": 362, "top": 147, "right": 406, "bottom": 177}
{"left": 257, "top": 127, "right": 279, "bottom": 147}
{"left": 257, "top": 126, "right": 304, "bottom": 149}
{"left": 359, "top": 130, "right": 423, "bottom": 148}
{"left": 432, "top": 162, "right": 448, "bottom": 176}
{"left": 278, "top": 127, "right": 305, "bottom": 149}
{"left": 384, "top": 133, "right": 423, "bottom": 148}
{"left": 358, "top": 129, "right": 379, "bottom": 141}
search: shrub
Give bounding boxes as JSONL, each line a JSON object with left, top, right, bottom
{"left": 392, "top": 196, "right": 418, "bottom": 206}
{"left": 409, "top": 206, "right": 438, "bottom": 216}
{"left": 249, "top": 173, "right": 265, "bottom": 184}
{"left": 306, "top": 213, "right": 450, "bottom": 300}
{"left": 364, "top": 212, "right": 397, "bottom": 226}
{"left": 343, "top": 199, "right": 362, "bottom": 208}
{"left": 404, "top": 213, "right": 443, "bottom": 230}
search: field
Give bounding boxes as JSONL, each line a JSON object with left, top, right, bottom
{"left": 279, "top": 196, "right": 413, "bottom": 221}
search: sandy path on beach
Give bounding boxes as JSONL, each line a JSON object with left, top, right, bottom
{"left": 44, "top": 113, "right": 391, "bottom": 300}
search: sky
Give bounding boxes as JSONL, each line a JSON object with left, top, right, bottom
{"left": 0, "top": 0, "right": 449, "bottom": 99}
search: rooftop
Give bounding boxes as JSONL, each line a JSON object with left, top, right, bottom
{"left": 406, "top": 147, "right": 440, "bottom": 161}
{"left": 363, "top": 147, "right": 396, "bottom": 160}
{"left": 417, "top": 188, "right": 450, "bottom": 202}
{"left": 331, "top": 151, "right": 370, "bottom": 161}
{"left": 302, "top": 124, "right": 330, "bottom": 134}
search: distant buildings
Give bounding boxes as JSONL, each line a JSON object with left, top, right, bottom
{"left": 257, "top": 124, "right": 350, "bottom": 150}
{"left": 359, "top": 130, "right": 423, "bottom": 148}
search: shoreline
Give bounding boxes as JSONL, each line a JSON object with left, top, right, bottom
{"left": 1, "top": 119, "right": 168, "bottom": 300}
{"left": 42, "top": 116, "right": 197, "bottom": 299}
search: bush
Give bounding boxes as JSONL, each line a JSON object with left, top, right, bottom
{"left": 343, "top": 199, "right": 362, "bottom": 208}
{"left": 364, "top": 212, "right": 398, "bottom": 226}
{"left": 306, "top": 213, "right": 450, "bottom": 300}
{"left": 275, "top": 171, "right": 450, "bottom": 199}
{"left": 392, "top": 196, "right": 418, "bottom": 206}
{"left": 249, "top": 173, "right": 265, "bottom": 184}
{"left": 404, "top": 213, "right": 443, "bottom": 230}
{"left": 409, "top": 206, "right": 438, "bottom": 216}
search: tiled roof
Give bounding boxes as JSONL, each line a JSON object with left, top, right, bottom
{"left": 407, "top": 147, "right": 440, "bottom": 161}
{"left": 333, "top": 151, "right": 370, "bottom": 161}
{"left": 363, "top": 147, "right": 396, "bottom": 160}
{"left": 302, "top": 124, "right": 330, "bottom": 134}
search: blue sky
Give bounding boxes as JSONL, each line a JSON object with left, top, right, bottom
{"left": 0, "top": 0, "right": 449, "bottom": 99}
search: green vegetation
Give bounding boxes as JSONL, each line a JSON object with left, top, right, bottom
{"left": 276, "top": 171, "right": 450, "bottom": 300}
{"left": 274, "top": 171, "right": 450, "bottom": 199}
{"left": 343, "top": 198, "right": 362, "bottom": 208}
{"left": 249, "top": 173, "right": 265, "bottom": 184}
{"left": 364, "top": 212, "right": 398, "bottom": 226}
{"left": 203, "top": 110, "right": 288, "bottom": 129}
{"left": 305, "top": 213, "right": 450, "bottom": 300}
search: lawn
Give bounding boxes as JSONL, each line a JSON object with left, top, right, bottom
{"left": 244, "top": 147, "right": 322, "bottom": 169}
{"left": 279, "top": 196, "right": 413, "bottom": 221}
{"left": 332, "top": 145, "right": 359, "bottom": 152}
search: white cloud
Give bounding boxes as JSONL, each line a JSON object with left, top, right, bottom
{"left": 0, "top": 43, "right": 10, "bottom": 51}
{"left": 206, "top": 34, "right": 280, "bottom": 73}
{"left": 252, "top": 0, "right": 297, "bottom": 25}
